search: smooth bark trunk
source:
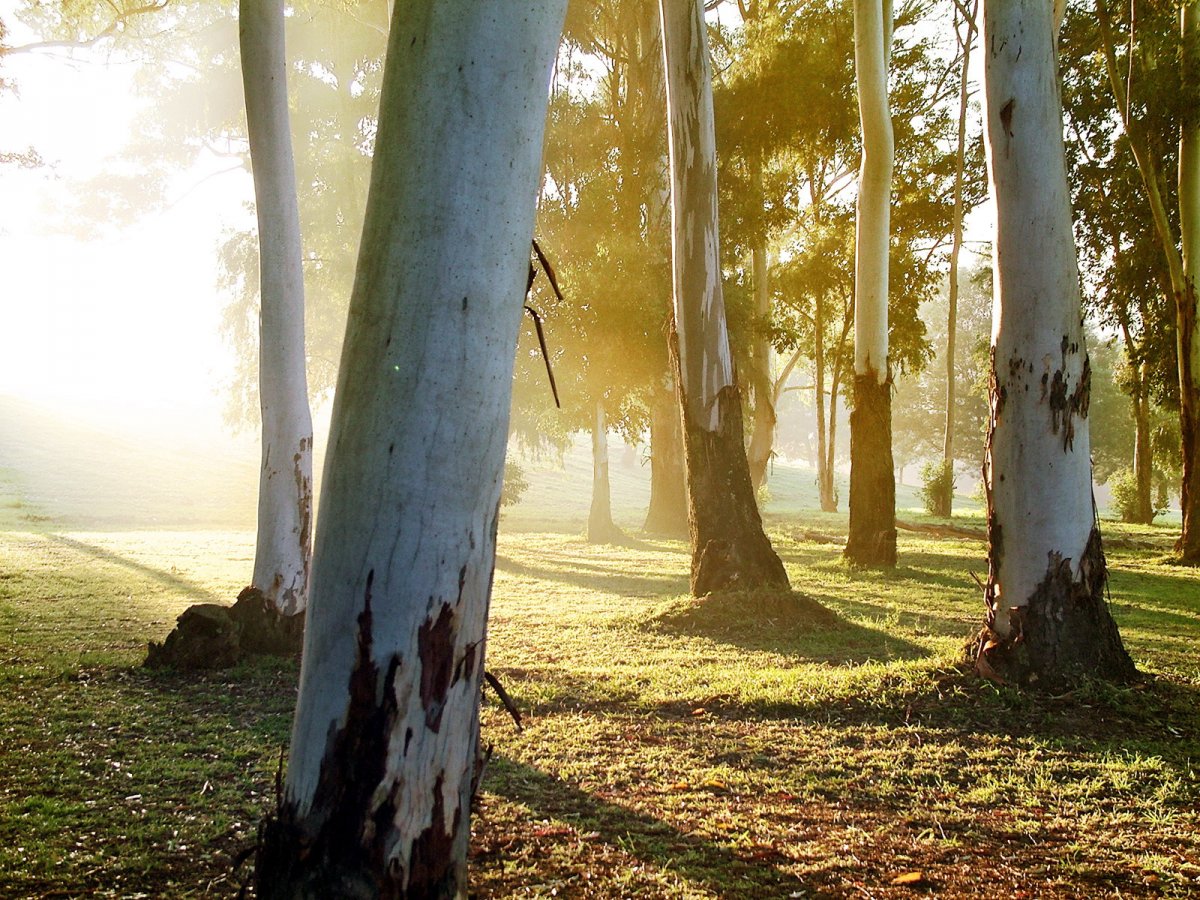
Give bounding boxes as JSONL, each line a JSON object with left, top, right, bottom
{"left": 254, "top": 2, "right": 566, "bottom": 895}
{"left": 846, "top": 0, "right": 897, "bottom": 566}
{"left": 940, "top": 0, "right": 978, "bottom": 518}
{"left": 241, "top": 0, "right": 314, "bottom": 616}
{"left": 644, "top": 379, "right": 690, "bottom": 537}
{"left": 976, "top": 0, "right": 1134, "bottom": 689}
{"left": 587, "top": 401, "right": 624, "bottom": 543}
{"left": 659, "top": 0, "right": 788, "bottom": 595}
{"left": 747, "top": 156, "right": 776, "bottom": 491}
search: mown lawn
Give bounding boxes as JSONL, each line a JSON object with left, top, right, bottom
{"left": 0, "top": 492, "right": 1198, "bottom": 896}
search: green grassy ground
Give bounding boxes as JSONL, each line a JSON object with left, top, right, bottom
{"left": 1, "top": 404, "right": 1198, "bottom": 897}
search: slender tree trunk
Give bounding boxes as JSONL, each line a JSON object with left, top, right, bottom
{"left": 975, "top": 0, "right": 1134, "bottom": 689}
{"left": 1132, "top": 369, "right": 1155, "bottom": 523}
{"left": 746, "top": 155, "right": 776, "bottom": 491}
{"left": 659, "top": 0, "right": 789, "bottom": 595}
{"left": 1180, "top": 0, "right": 1200, "bottom": 560}
{"left": 827, "top": 368, "right": 842, "bottom": 506}
{"left": 253, "top": 2, "right": 566, "bottom": 895}
{"left": 588, "top": 400, "right": 624, "bottom": 543}
{"left": 644, "top": 377, "right": 690, "bottom": 537}
{"left": 1095, "top": 0, "right": 1200, "bottom": 560}
{"left": 813, "top": 297, "right": 838, "bottom": 512}
{"left": 846, "top": 0, "right": 897, "bottom": 567}
{"left": 939, "top": 0, "right": 979, "bottom": 518}
{"left": 241, "top": 0, "right": 314, "bottom": 617}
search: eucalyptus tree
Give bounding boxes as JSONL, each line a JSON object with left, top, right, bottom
{"left": 254, "top": 1, "right": 567, "bottom": 893}
{"left": 714, "top": 0, "right": 963, "bottom": 514}
{"left": 974, "top": 0, "right": 1133, "bottom": 687}
{"left": 845, "top": 0, "right": 896, "bottom": 566}
{"left": 238, "top": 0, "right": 313, "bottom": 615}
{"left": 1083, "top": 0, "right": 1200, "bottom": 559}
{"left": 659, "top": 0, "right": 789, "bottom": 594}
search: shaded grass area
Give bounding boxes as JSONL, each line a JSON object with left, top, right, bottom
{"left": 0, "top": 517, "right": 1198, "bottom": 897}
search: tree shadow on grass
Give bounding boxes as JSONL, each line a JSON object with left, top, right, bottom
{"left": 495, "top": 552, "right": 690, "bottom": 597}
{"left": 39, "top": 533, "right": 226, "bottom": 605}
{"left": 642, "top": 589, "right": 932, "bottom": 661}
{"left": 476, "top": 755, "right": 816, "bottom": 896}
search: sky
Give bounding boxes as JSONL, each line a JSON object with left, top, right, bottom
{"left": 0, "top": 23, "right": 256, "bottom": 441}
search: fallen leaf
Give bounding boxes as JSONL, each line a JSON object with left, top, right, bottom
{"left": 890, "top": 871, "right": 925, "bottom": 886}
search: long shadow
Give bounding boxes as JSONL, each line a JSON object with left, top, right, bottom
{"left": 38, "top": 533, "right": 226, "bottom": 605}
{"left": 477, "top": 755, "right": 816, "bottom": 896}
{"left": 495, "top": 553, "right": 690, "bottom": 597}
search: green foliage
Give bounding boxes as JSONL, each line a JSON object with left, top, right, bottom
{"left": 1108, "top": 468, "right": 1165, "bottom": 524}
{"left": 500, "top": 459, "right": 530, "bottom": 508}
{"left": 919, "top": 458, "right": 955, "bottom": 517}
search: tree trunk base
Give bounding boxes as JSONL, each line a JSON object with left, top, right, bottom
{"left": 845, "top": 373, "right": 897, "bottom": 568}
{"left": 143, "top": 586, "right": 304, "bottom": 670}
{"left": 587, "top": 519, "right": 627, "bottom": 544}
{"left": 681, "top": 385, "right": 789, "bottom": 596}
{"left": 976, "top": 528, "right": 1137, "bottom": 691}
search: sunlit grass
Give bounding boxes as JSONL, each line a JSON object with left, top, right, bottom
{"left": 0, "top": 460, "right": 1197, "bottom": 896}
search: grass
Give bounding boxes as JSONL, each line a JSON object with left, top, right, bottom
{"left": 0, "top": 402, "right": 1198, "bottom": 896}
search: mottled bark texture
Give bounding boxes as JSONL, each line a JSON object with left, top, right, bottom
{"left": 977, "top": 529, "right": 1136, "bottom": 690}
{"left": 844, "top": 371, "right": 897, "bottom": 567}
{"left": 253, "top": 1, "right": 566, "bottom": 895}
{"left": 675, "top": 344, "right": 790, "bottom": 595}
{"left": 1179, "top": 0, "right": 1200, "bottom": 560}
{"left": 977, "top": 0, "right": 1133, "bottom": 686}
{"left": 644, "top": 382, "right": 689, "bottom": 537}
{"left": 659, "top": 0, "right": 789, "bottom": 595}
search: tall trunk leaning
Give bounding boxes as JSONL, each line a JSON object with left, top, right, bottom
{"left": 975, "top": 0, "right": 1134, "bottom": 689}
{"left": 846, "top": 0, "right": 897, "bottom": 566}
{"left": 241, "top": 0, "right": 314, "bottom": 616}
{"left": 253, "top": 2, "right": 567, "bottom": 895}
{"left": 658, "top": 0, "right": 789, "bottom": 596}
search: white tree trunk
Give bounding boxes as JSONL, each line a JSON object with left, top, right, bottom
{"left": 657, "top": 0, "right": 789, "bottom": 595}
{"left": 982, "top": 0, "right": 1093, "bottom": 632}
{"left": 977, "top": 0, "right": 1132, "bottom": 691}
{"left": 587, "top": 399, "right": 621, "bottom": 542}
{"left": 257, "top": 2, "right": 566, "bottom": 894}
{"left": 240, "top": 0, "right": 314, "bottom": 616}
{"left": 852, "top": 0, "right": 892, "bottom": 381}
{"left": 845, "top": 0, "right": 897, "bottom": 566}
{"left": 659, "top": 0, "right": 733, "bottom": 433}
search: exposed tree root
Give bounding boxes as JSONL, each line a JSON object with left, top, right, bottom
{"left": 143, "top": 586, "right": 304, "bottom": 670}
{"left": 975, "top": 528, "right": 1137, "bottom": 691}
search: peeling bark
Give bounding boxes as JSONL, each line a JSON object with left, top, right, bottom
{"left": 254, "top": 2, "right": 567, "bottom": 893}
{"left": 845, "top": 371, "right": 897, "bottom": 567}
{"left": 977, "top": 0, "right": 1133, "bottom": 686}
{"left": 241, "top": 0, "right": 314, "bottom": 618}
{"left": 977, "top": 528, "right": 1136, "bottom": 689}
{"left": 675, "top": 344, "right": 790, "bottom": 595}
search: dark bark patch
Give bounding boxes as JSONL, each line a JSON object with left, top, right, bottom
{"left": 418, "top": 603, "right": 456, "bottom": 733}
{"left": 976, "top": 527, "right": 1137, "bottom": 692}
{"left": 1048, "top": 354, "right": 1091, "bottom": 451}
{"left": 405, "top": 775, "right": 461, "bottom": 899}
{"left": 845, "top": 370, "right": 897, "bottom": 568}
{"left": 672, "top": 331, "right": 788, "bottom": 596}
{"left": 254, "top": 575, "right": 410, "bottom": 899}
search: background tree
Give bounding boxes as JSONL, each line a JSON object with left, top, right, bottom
{"left": 255, "top": 1, "right": 568, "bottom": 893}
{"left": 659, "top": 0, "right": 789, "bottom": 594}
{"left": 845, "top": 0, "right": 897, "bottom": 566}
{"left": 238, "top": 0, "right": 313, "bottom": 616}
{"left": 975, "top": 0, "right": 1134, "bottom": 688}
